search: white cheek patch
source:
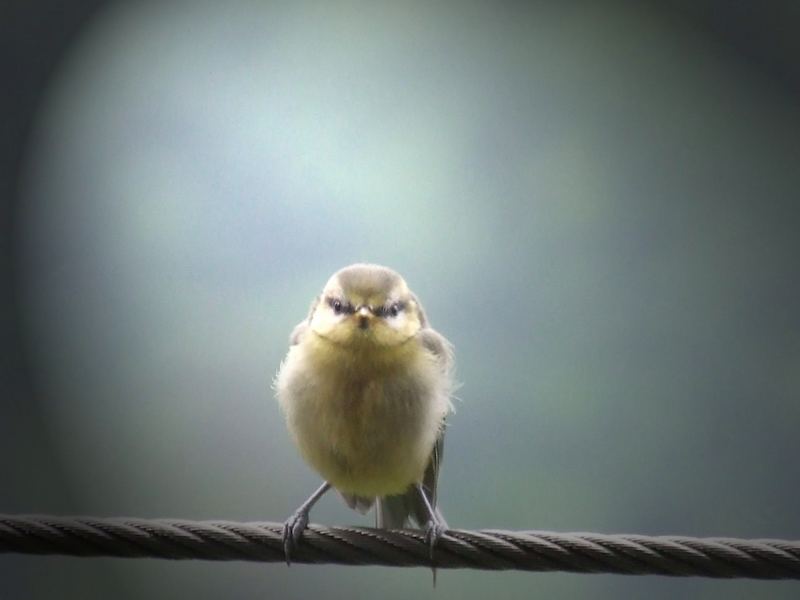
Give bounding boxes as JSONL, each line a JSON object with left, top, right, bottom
{"left": 312, "top": 308, "right": 346, "bottom": 331}
{"left": 385, "top": 314, "right": 406, "bottom": 330}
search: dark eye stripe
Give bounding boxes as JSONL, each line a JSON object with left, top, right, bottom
{"left": 375, "top": 301, "right": 405, "bottom": 318}
{"left": 326, "top": 297, "right": 355, "bottom": 315}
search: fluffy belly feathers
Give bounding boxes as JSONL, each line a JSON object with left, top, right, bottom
{"left": 277, "top": 339, "right": 446, "bottom": 496}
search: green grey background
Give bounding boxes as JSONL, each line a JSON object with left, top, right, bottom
{"left": 5, "top": 2, "right": 800, "bottom": 598}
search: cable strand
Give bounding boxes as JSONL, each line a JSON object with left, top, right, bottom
{"left": 1, "top": 514, "right": 800, "bottom": 579}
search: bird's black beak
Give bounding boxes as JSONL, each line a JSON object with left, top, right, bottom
{"left": 356, "top": 305, "right": 372, "bottom": 330}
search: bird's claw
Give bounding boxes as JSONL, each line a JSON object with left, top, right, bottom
{"left": 282, "top": 509, "right": 310, "bottom": 566}
{"left": 424, "top": 518, "right": 447, "bottom": 561}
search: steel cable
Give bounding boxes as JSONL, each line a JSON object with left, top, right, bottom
{"left": 1, "top": 514, "right": 800, "bottom": 579}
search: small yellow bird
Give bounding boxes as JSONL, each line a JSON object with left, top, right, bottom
{"left": 275, "top": 263, "right": 454, "bottom": 562}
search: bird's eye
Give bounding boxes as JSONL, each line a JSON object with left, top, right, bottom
{"left": 389, "top": 303, "right": 401, "bottom": 318}
{"left": 332, "top": 300, "right": 343, "bottom": 314}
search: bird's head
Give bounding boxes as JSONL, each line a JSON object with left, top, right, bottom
{"left": 309, "top": 263, "right": 425, "bottom": 349}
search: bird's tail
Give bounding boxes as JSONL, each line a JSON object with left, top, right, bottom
{"left": 375, "top": 493, "right": 410, "bottom": 529}
{"left": 376, "top": 486, "right": 447, "bottom": 529}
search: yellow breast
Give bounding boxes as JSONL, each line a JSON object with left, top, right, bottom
{"left": 277, "top": 333, "right": 446, "bottom": 496}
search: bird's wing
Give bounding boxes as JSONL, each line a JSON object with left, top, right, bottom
{"left": 418, "top": 326, "right": 455, "bottom": 376}
{"left": 374, "top": 430, "right": 446, "bottom": 529}
{"left": 289, "top": 296, "right": 320, "bottom": 345}
{"left": 417, "top": 326, "right": 453, "bottom": 508}
{"left": 376, "top": 327, "right": 453, "bottom": 529}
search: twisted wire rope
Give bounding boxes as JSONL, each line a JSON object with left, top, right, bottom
{"left": 2, "top": 514, "right": 800, "bottom": 579}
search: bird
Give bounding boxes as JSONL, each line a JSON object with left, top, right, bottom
{"left": 274, "top": 263, "right": 455, "bottom": 564}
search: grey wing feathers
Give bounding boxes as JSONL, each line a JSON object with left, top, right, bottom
{"left": 375, "top": 324, "right": 453, "bottom": 529}
{"left": 418, "top": 327, "right": 455, "bottom": 375}
{"left": 417, "top": 430, "right": 448, "bottom": 527}
{"left": 288, "top": 296, "right": 320, "bottom": 345}
{"left": 375, "top": 430, "right": 447, "bottom": 529}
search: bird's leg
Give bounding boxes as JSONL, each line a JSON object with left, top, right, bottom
{"left": 414, "top": 483, "right": 448, "bottom": 560}
{"left": 282, "top": 481, "right": 331, "bottom": 565}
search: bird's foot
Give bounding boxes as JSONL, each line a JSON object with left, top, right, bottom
{"left": 282, "top": 508, "right": 310, "bottom": 566}
{"left": 424, "top": 516, "right": 448, "bottom": 561}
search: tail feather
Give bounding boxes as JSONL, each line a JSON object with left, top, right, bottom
{"left": 376, "top": 493, "right": 412, "bottom": 528}
{"left": 339, "top": 492, "right": 374, "bottom": 514}
{"left": 376, "top": 485, "right": 446, "bottom": 529}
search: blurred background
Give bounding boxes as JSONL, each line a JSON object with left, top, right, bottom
{"left": 3, "top": 1, "right": 800, "bottom": 598}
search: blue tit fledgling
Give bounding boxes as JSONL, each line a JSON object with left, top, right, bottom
{"left": 275, "top": 263, "right": 454, "bottom": 562}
